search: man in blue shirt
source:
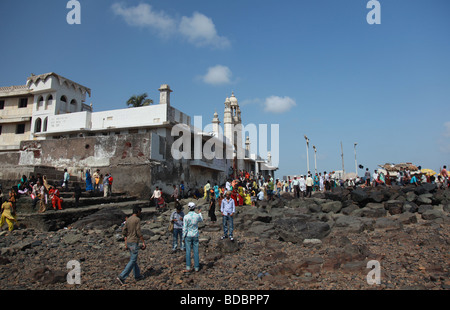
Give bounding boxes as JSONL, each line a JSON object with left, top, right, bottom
{"left": 220, "top": 191, "right": 236, "bottom": 241}
{"left": 182, "top": 202, "right": 203, "bottom": 272}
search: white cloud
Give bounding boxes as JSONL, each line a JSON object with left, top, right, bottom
{"left": 263, "top": 96, "right": 296, "bottom": 114}
{"left": 112, "top": 3, "right": 230, "bottom": 49}
{"left": 202, "top": 65, "right": 232, "bottom": 85}
{"left": 111, "top": 3, "right": 176, "bottom": 35}
{"left": 179, "top": 12, "right": 230, "bottom": 49}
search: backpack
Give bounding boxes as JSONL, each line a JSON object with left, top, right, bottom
{"left": 108, "top": 176, "right": 113, "bottom": 185}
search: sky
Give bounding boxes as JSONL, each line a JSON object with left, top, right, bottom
{"left": 1, "top": 0, "right": 449, "bottom": 179}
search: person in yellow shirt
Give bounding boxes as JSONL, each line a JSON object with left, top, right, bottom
{"left": 1, "top": 198, "right": 18, "bottom": 232}
{"left": 244, "top": 190, "right": 252, "bottom": 206}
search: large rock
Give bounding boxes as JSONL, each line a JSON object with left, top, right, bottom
{"left": 352, "top": 203, "right": 386, "bottom": 218}
{"left": 321, "top": 201, "right": 342, "bottom": 213}
{"left": 274, "top": 216, "right": 331, "bottom": 243}
{"left": 351, "top": 188, "right": 369, "bottom": 206}
{"left": 421, "top": 209, "right": 446, "bottom": 221}
{"left": 216, "top": 238, "right": 240, "bottom": 253}
{"left": 384, "top": 200, "right": 404, "bottom": 215}
{"left": 70, "top": 207, "right": 126, "bottom": 230}
{"left": 334, "top": 215, "right": 374, "bottom": 233}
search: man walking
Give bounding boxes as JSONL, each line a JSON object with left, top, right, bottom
{"left": 220, "top": 191, "right": 236, "bottom": 241}
{"left": 117, "top": 206, "right": 146, "bottom": 285}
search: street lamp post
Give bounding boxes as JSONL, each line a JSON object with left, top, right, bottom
{"left": 304, "top": 135, "right": 310, "bottom": 174}
{"left": 313, "top": 145, "right": 317, "bottom": 174}
{"left": 354, "top": 143, "right": 358, "bottom": 177}
{"left": 341, "top": 141, "right": 345, "bottom": 179}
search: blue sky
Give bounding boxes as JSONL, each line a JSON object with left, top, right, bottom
{"left": 1, "top": 0, "right": 449, "bottom": 179}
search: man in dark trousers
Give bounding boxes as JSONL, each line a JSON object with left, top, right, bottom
{"left": 117, "top": 206, "right": 146, "bottom": 285}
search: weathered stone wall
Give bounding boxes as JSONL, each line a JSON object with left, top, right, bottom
{"left": 0, "top": 131, "right": 228, "bottom": 199}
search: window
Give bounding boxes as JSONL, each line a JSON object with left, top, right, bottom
{"left": 0, "top": 125, "right": 2, "bottom": 135}
{"left": 34, "top": 118, "right": 42, "bottom": 133}
{"left": 43, "top": 117, "right": 48, "bottom": 132}
{"left": 60, "top": 96, "right": 67, "bottom": 103}
{"left": 19, "top": 98, "right": 28, "bottom": 108}
{"left": 0, "top": 100, "right": 4, "bottom": 109}
{"left": 16, "top": 123, "right": 25, "bottom": 134}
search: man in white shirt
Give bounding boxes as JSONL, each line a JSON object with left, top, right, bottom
{"left": 372, "top": 170, "right": 379, "bottom": 187}
{"left": 305, "top": 174, "right": 314, "bottom": 198}
{"left": 151, "top": 187, "right": 162, "bottom": 207}
{"left": 299, "top": 176, "right": 306, "bottom": 197}
{"left": 220, "top": 191, "right": 236, "bottom": 241}
{"left": 225, "top": 180, "right": 231, "bottom": 192}
{"left": 291, "top": 177, "right": 300, "bottom": 198}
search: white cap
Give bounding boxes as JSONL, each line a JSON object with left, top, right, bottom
{"left": 188, "top": 202, "right": 196, "bottom": 210}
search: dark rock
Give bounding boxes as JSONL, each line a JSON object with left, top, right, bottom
{"left": 30, "top": 267, "right": 67, "bottom": 285}
{"left": 351, "top": 188, "right": 369, "bottom": 205}
{"left": 384, "top": 200, "right": 404, "bottom": 215}
{"left": 216, "top": 238, "right": 240, "bottom": 253}
{"left": 274, "top": 216, "right": 331, "bottom": 243}
{"left": 352, "top": 203, "right": 386, "bottom": 218}
{"left": 418, "top": 205, "right": 433, "bottom": 214}
{"left": 70, "top": 207, "right": 126, "bottom": 230}
{"left": 421, "top": 210, "right": 445, "bottom": 221}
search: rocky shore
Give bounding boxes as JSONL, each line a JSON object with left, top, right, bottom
{"left": 0, "top": 183, "right": 448, "bottom": 291}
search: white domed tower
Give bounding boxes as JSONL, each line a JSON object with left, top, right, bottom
{"left": 223, "top": 91, "right": 244, "bottom": 173}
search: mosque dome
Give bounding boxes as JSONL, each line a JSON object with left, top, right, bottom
{"left": 229, "top": 92, "right": 238, "bottom": 107}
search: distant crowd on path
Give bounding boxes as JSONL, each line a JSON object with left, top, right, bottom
{"left": 153, "top": 165, "right": 450, "bottom": 211}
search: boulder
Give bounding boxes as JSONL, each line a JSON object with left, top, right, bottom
{"left": 216, "top": 238, "right": 240, "bottom": 253}
{"left": 393, "top": 212, "right": 417, "bottom": 225}
{"left": 334, "top": 215, "right": 374, "bottom": 233}
{"left": 384, "top": 200, "right": 404, "bottom": 215}
{"left": 274, "top": 216, "right": 331, "bottom": 243}
{"left": 351, "top": 188, "right": 369, "bottom": 206}
{"left": 30, "top": 267, "right": 67, "bottom": 285}
{"left": 70, "top": 207, "right": 126, "bottom": 230}
{"left": 352, "top": 203, "right": 386, "bottom": 218}
{"left": 321, "top": 201, "right": 342, "bottom": 213}
{"left": 421, "top": 210, "right": 445, "bottom": 221}
{"left": 375, "top": 217, "right": 402, "bottom": 229}
{"left": 417, "top": 194, "right": 433, "bottom": 205}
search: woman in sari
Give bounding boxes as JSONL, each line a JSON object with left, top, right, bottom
{"left": 238, "top": 186, "right": 244, "bottom": 206}
{"left": 85, "top": 169, "right": 94, "bottom": 192}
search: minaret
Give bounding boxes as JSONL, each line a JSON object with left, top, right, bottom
{"left": 158, "top": 84, "right": 172, "bottom": 106}
{"left": 245, "top": 136, "right": 250, "bottom": 158}
{"left": 212, "top": 110, "right": 221, "bottom": 137}
{"left": 223, "top": 96, "right": 233, "bottom": 145}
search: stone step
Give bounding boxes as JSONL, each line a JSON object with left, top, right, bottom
{"left": 14, "top": 194, "right": 142, "bottom": 214}
{"left": 16, "top": 199, "right": 156, "bottom": 231}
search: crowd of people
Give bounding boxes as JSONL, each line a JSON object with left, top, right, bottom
{"left": 0, "top": 168, "right": 117, "bottom": 232}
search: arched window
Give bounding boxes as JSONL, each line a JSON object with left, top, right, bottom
{"left": 46, "top": 94, "right": 53, "bottom": 110}
{"left": 43, "top": 117, "right": 48, "bottom": 132}
{"left": 60, "top": 95, "right": 68, "bottom": 113}
{"left": 70, "top": 99, "right": 77, "bottom": 112}
{"left": 34, "top": 118, "right": 42, "bottom": 133}
{"left": 37, "top": 96, "right": 44, "bottom": 110}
